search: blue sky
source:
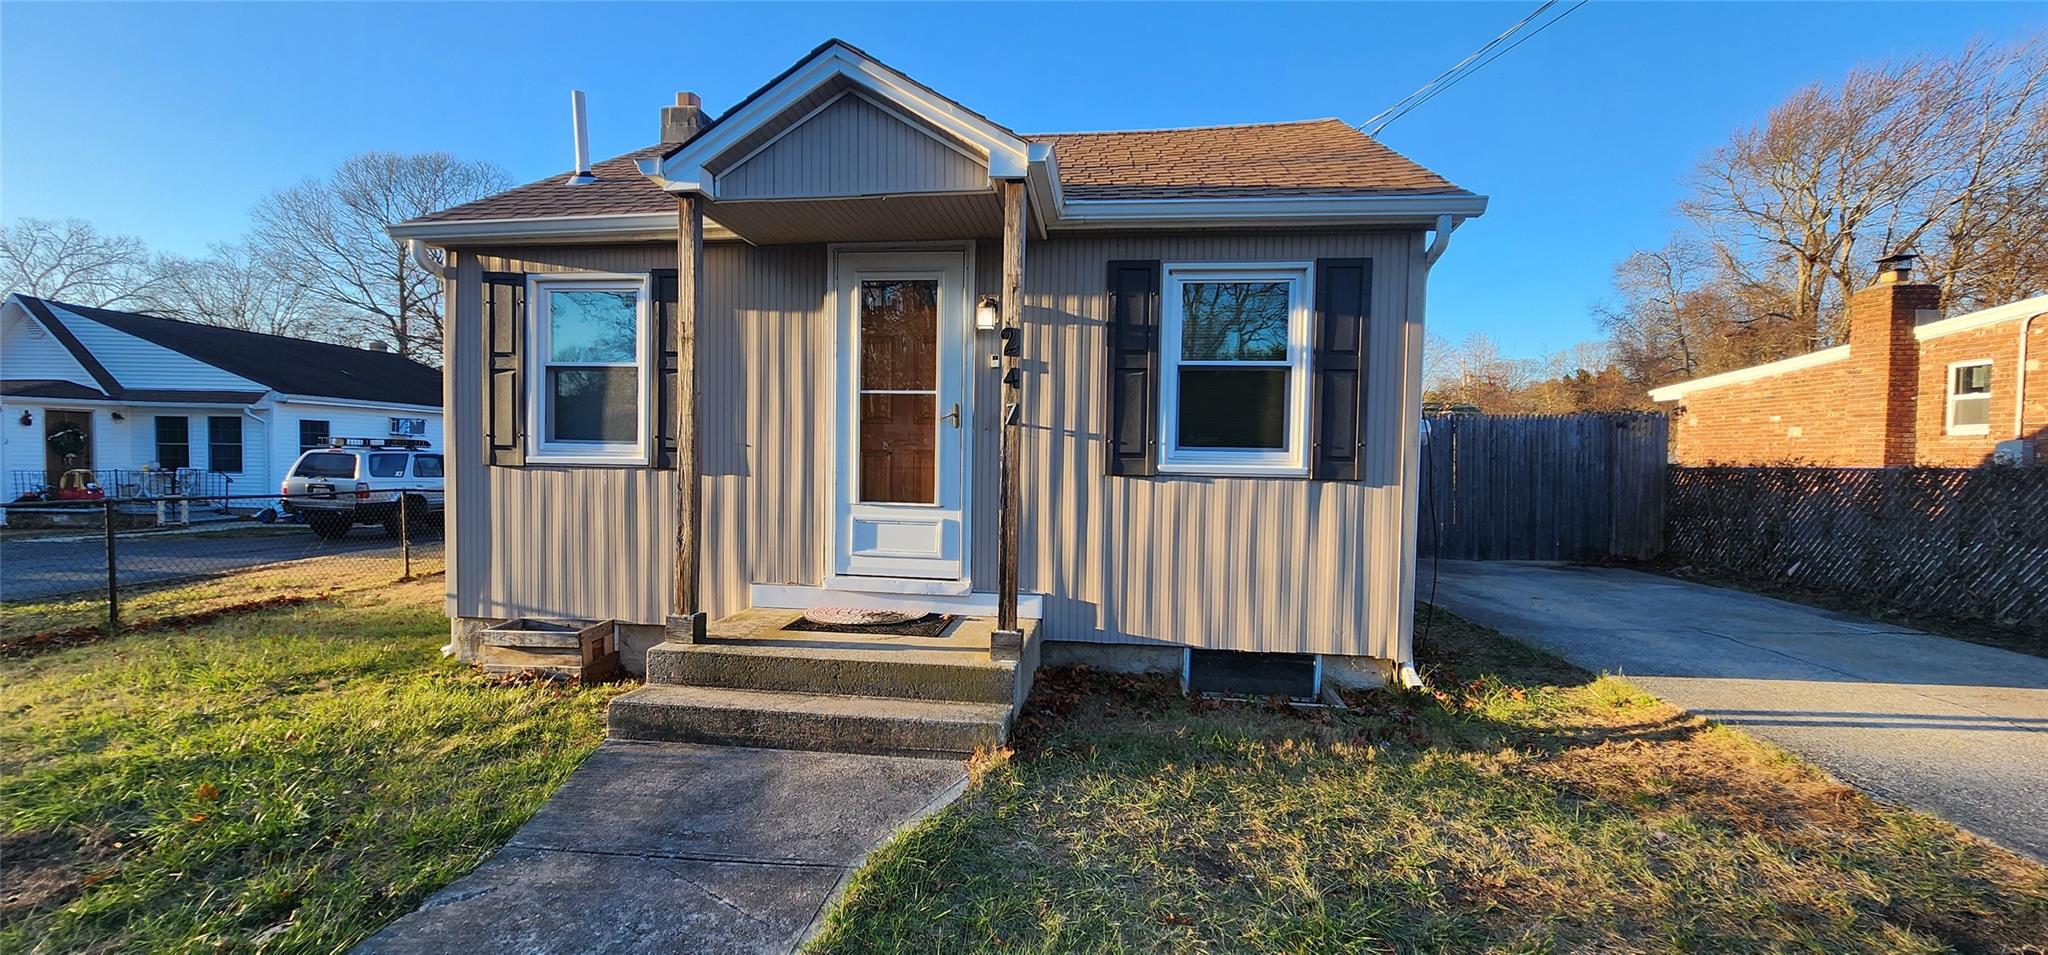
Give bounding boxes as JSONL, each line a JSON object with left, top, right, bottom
{"left": 3, "top": 2, "right": 2041, "bottom": 357}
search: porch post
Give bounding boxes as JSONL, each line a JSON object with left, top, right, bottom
{"left": 996, "top": 180, "right": 1027, "bottom": 634}
{"left": 668, "top": 194, "right": 706, "bottom": 640}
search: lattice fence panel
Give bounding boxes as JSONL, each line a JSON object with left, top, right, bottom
{"left": 1667, "top": 466, "right": 2048, "bottom": 633}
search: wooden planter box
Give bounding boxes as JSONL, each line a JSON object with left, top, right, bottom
{"left": 478, "top": 618, "right": 620, "bottom": 684}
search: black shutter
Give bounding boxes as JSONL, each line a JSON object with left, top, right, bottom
{"left": 652, "top": 268, "right": 679, "bottom": 469}
{"left": 483, "top": 271, "right": 527, "bottom": 467}
{"left": 1312, "top": 258, "right": 1371, "bottom": 480}
{"left": 1105, "top": 260, "right": 1161, "bottom": 476}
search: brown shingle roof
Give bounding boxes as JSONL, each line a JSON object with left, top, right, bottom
{"left": 413, "top": 119, "right": 1465, "bottom": 224}
{"left": 418, "top": 146, "right": 676, "bottom": 222}
{"left": 1033, "top": 118, "right": 1464, "bottom": 200}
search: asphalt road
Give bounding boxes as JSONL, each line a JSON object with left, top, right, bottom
{"left": 1430, "top": 560, "right": 2048, "bottom": 863}
{"left": 0, "top": 525, "right": 411, "bottom": 602}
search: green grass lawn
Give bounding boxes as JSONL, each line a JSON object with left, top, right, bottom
{"left": 812, "top": 607, "right": 2048, "bottom": 954}
{"left": 0, "top": 579, "right": 624, "bottom": 953}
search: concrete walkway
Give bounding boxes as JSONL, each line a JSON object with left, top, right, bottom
{"left": 355, "top": 741, "right": 966, "bottom": 954}
{"left": 1430, "top": 561, "right": 2048, "bottom": 862}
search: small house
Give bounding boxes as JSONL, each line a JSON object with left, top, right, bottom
{"left": 389, "top": 40, "right": 1485, "bottom": 754}
{"left": 0, "top": 294, "right": 444, "bottom": 510}
{"left": 1649, "top": 258, "right": 2047, "bottom": 468}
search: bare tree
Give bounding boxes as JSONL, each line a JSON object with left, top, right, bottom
{"left": 0, "top": 218, "right": 172, "bottom": 308}
{"left": 1681, "top": 37, "right": 2048, "bottom": 346}
{"left": 152, "top": 243, "right": 332, "bottom": 339}
{"left": 252, "top": 151, "right": 508, "bottom": 363}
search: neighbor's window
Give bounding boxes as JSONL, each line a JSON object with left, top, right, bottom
{"left": 528, "top": 275, "right": 651, "bottom": 464}
{"left": 206, "top": 416, "right": 243, "bottom": 474}
{"left": 389, "top": 417, "right": 429, "bottom": 439}
{"left": 299, "top": 419, "right": 330, "bottom": 452}
{"left": 1156, "top": 263, "right": 1312, "bottom": 474}
{"left": 155, "top": 416, "right": 190, "bottom": 469}
{"left": 1947, "top": 361, "right": 1992, "bottom": 436}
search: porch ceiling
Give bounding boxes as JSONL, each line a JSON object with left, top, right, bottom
{"left": 703, "top": 191, "right": 1003, "bottom": 245}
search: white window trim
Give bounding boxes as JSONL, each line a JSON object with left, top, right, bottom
{"left": 1155, "top": 262, "right": 1314, "bottom": 476}
{"left": 525, "top": 273, "right": 655, "bottom": 466}
{"left": 1945, "top": 358, "right": 1993, "bottom": 437}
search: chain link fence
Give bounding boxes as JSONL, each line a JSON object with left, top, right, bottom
{"left": 1, "top": 490, "right": 445, "bottom": 649}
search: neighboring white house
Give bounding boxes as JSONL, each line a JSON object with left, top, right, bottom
{"left": 1, "top": 293, "right": 443, "bottom": 511}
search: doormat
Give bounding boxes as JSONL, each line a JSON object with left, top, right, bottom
{"left": 782, "top": 613, "right": 955, "bottom": 637}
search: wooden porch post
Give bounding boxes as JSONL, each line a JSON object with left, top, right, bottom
{"left": 996, "top": 180, "right": 1027, "bottom": 633}
{"left": 669, "top": 194, "right": 706, "bottom": 641}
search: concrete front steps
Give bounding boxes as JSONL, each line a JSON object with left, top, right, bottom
{"left": 607, "top": 609, "right": 1039, "bottom": 759}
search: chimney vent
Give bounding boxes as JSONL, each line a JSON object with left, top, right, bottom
{"left": 1874, "top": 251, "right": 1916, "bottom": 286}
{"left": 566, "top": 90, "right": 596, "bottom": 186}
{"left": 662, "top": 91, "right": 706, "bottom": 145}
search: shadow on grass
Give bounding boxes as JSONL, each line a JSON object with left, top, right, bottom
{"left": 813, "top": 605, "right": 2048, "bottom": 955}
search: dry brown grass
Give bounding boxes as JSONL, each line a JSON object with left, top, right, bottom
{"left": 814, "top": 607, "right": 2048, "bottom": 954}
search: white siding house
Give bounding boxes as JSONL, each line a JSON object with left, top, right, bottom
{"left": 1, "top": 294, "right": 442, "bottom": 514}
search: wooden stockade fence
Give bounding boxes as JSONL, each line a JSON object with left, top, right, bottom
{"left": 1666, "top": 466, "right": 2048, "bottom": 634}
{"left": 1419, "top": 413, "right": 1668, "bottom": 561}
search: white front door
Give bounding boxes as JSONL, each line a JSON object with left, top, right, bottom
{"left": 832, "top": 249, "right": 970, "bottom": 582}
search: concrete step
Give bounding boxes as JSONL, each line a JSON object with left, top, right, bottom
{"left": 607, "top": 684, "right": 1010, "bottom": 759}
{"left": 644, "top": 641, "right": 1017, "bottom": 704}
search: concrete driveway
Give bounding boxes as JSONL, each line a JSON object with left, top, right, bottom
{"left": 1429, "top": 560, "right": 2048, "bottom": 862}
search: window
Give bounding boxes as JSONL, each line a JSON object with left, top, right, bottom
{"left": 154, "top": 416, "right": 190, "bottom": 469}
{"left": 527, "top": 274, "right": 652, "bottom": 464}
{"left": 299, "top": 419, "right": 330, "bottom": 452}
{"left": 367, "top": 453, "right": 409, "bottom": 478}
{"left": 1156, "top": 263, "right": 1312, "bottom": 474}
{"left": 389, "top": 417, "right": 429, "bottom": 438}
{"left": 206, "top": 416, "right": 243, "bottom": 473}
{"left": 411, "top": 454, "right": 444, "bottom": 479}
{"left": 1947, "top": 361, "right": 1993, "bottom": 436}
{"left": 294, "top": 453, "right": 356, "bottom": 478}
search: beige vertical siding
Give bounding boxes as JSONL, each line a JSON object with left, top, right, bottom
{"left": 716, "top": 93, "right": 988, "bottom": 199}
{"left": 446, "top": 229, "right": 1424, "bottom": 661}
{"left": 450, "top": 241, "right": 832, "bottom": 625}
{"left": 1017, "top": 232, "right": 1422, "bottom": 659}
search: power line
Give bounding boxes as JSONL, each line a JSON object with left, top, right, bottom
{"left": 1358, "top": 0, "right": 1556, "bottom": 133}
{"left": 1363, "top": 0, "right": 1590, "bottom": 137}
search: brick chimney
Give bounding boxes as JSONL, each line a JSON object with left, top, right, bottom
{"left": 1847, "top": 252, "right": 1941, "bottom": 465}
{"left": 661, "top": 92, "right": 705, "bottom": 144}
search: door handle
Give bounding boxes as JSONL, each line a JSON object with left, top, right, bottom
{"left": 942, "top": 403, "right": 961, "bottom": 429}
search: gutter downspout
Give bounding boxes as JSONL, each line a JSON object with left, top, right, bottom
{"left": 407, "top": 239, "right": 454, "bottom": 281}
{"left": 1395, "top": 215, "right": 1463, "bottom": 693}
{"left": 2016, "top": 311, "right": 2043, "bottom": 442}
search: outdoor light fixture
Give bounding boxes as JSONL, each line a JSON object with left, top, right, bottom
{"left": 110, "top": 412, "right": 125, "bottom": 421}
{"left": 18, "top": 411, "right": 31, "bottom": 427}
{"left": 975, "top": 295, "right": 1001, "bottom": 330}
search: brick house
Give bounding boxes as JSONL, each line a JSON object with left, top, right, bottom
{"left": 1650, "top": 259, "right": 2046, "bottom": 467}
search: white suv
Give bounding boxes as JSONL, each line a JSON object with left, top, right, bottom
{"left": 280, "top": 438, "right": 445, "bottom": 539}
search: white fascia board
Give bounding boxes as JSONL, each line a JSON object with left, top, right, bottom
{"left": 1045, "top": 192, "right": 1490, "bottom": 230}
{"left": 1913, "top": 293, "right": 2048, "bottom": 341}
{"left": 1647, "top": 345, "right": 1851, "bottom": 402}
{"left": 386, "top": 213, "right": 739, "bottom": 245}
{"left": 656, "top": 42, "right": 1030, "bottom": 198}
{"left": 274, "top": 394, "right": 441, "bottom": 413}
